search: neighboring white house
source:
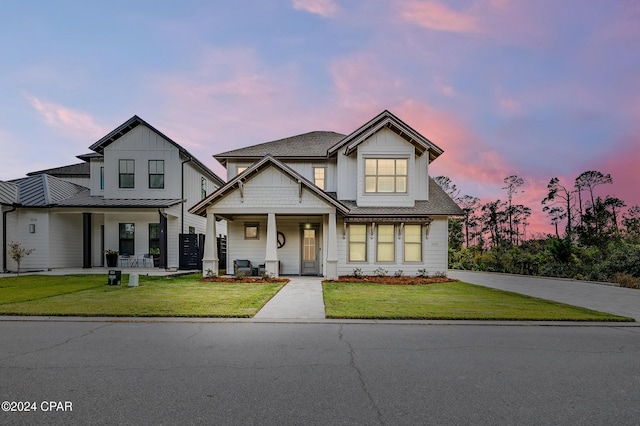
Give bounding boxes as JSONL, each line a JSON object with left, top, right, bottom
{"left": 1, "top": 115, "right": 225, "bottom": 272}
{"left": 190, "top": 110, "right": 463, "bottom": 279}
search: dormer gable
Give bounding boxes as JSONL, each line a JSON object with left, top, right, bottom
{"left": 328, "top": 110, "right": 444, "bottom": 162}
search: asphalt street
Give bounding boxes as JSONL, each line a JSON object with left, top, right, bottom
{"left": 1, "top": 320, "right": 639, "bottom": 425}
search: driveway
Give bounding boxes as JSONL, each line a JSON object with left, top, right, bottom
{"left": 448, "top": 270, "right": 640, "bottom": 321}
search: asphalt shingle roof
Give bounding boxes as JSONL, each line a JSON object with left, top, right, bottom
{"left": 214, "top": 131, "right": 346, "bottom": 166}
{"left": 27, "top": 162, "right": 90, "bottom": 177}
{"left": 339, "top": 178, "right": 463, "bottom": 217}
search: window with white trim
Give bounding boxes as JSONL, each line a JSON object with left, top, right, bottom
{"left": 348, "top": 224, "right": 367, "bottom": 262}
{"left": 244, "top": 223, "right": 259, "bottom": 240}
{"left": 404, "top": 224, "right": 422, "bottom": 262}
{"left": 119, "top": 159, "right": 135, "bottom": 188}
{"left": 365, "top": 158, "right": 407, "bottom": 193}
{"left": 148, "top": 160, "right": 164, "bottom": 189}
{"left": 314, "top": 167, "right": 326, "bottom": 190}
{"left": 376, "top": 224, "right": 395, "bottom": 262}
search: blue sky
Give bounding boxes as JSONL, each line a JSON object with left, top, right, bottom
{"left": 1, "top": 0, "right": 639, "bottom": 233}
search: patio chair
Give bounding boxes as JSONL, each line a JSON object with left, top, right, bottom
{"left": 141, "top": 253, "right": 154, "bottom": 268}
{"left": 234, "top": 259, "right": 252, "bottom": 276}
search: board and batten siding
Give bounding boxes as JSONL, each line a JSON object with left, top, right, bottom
{"left": 101, "top": 125, "right": 182, "bottom": 200}
{"left": 48, "top": 213, "right": 83, "bottom": 268}
{"left": 5, "top": 210, "right": 49, "bottom": 272}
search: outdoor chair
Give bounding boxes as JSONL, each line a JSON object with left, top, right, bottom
{"left": 234, "top": 259, "right": 252, "bottom": 276}
{"left": 141, "top": 253, "right": 154, "bottom": 268}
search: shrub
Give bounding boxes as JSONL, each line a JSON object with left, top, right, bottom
{"left": 373, "top": 267, "right": 388, "bottom": 277}
{"left": 416, "top": 268, "right": 429, "bottom": 277}
{"left": 394, "top": 270, "right": 404, "bottom": 277}
{"left": 613, "top": 273, "right": 640, "bottom": 289}
{"left": 8, "top": 241, "right": 35, "bottom": 276}
{"left": 352, "top": 268, "right": 363, "bottom": 278}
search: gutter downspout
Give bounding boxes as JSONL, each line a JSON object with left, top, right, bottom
{"left": 3, "top": 206, "right": 16, "bottom": 273}
{"left": 181, "top": 157, "right": 193, "bottom": 234}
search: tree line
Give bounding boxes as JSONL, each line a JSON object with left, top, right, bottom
{"left": 436, "top": 171, "right": 640, "bottom": 288}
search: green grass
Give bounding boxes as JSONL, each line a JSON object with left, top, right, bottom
{"left": 0, "top": 274, "right": 285, "bottom": 317}
{"left": 323, "top": 281, "right": 633, "bottom": 321}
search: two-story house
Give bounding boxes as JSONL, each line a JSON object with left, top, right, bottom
{"left": 190, "top": 110, "right": 463, "bottom": 279}
{"left": 1, "top": 115, "right": 224, "bottom": 273}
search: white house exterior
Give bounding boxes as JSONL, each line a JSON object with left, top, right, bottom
{"left": 1, "top": 116, "right": 224, "bottom": 273}
{"left": 190, "top": 110, "right": 463, "bottom": 279}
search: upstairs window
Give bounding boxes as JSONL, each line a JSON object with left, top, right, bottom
{"left": 365, "top": 158, "right": 407, "bottom": 193}
{"left": 119, "top": 159, "right": 135, "bottom": 188}
{"left": 100, "top": 167, "right": 104, "bottom": 190}
{"left": 237, "top": 166, "right": 247, "bottom": 175}
{"left": 314, "top": 167, "right": 326, "bottom": 190}
{"left": 148, "top": 160, "right": 164, "bottom": 189}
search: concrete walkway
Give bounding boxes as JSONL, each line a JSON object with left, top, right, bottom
{"left": 254, "top": 276, "right": 325, "bottom": 319}
{"left": 448, "top": 270, "right": 640, "bottom": 321}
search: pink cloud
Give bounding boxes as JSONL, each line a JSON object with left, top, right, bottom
{"left": 398, "top": 1, "right": 479, "bottom": 34}
{"left": 292, "top": 0, "right": 338, "bottom": 17}
{"left": 26, "top": 95, "right": 107, "bottom": 141}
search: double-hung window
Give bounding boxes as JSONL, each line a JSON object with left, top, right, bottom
{"left": 348, "top": 224, "right": 367, "bottom": 262}
{"left": 314, "top": 167, "right": 326, "bottom": 190}
{"left": 148, "top": 160, "right": 164, "bottom": 189}
{"left": 404, "top": 225, "right": 422, "bottom": 262}
{"left": 365, "top": 158, "right": 407, "bottom": 193}
{"left": 376, "top": 224, "right": 395, "bottom": 262}
{"left": 119, "top": 160, "right": 135, "bottom": 188}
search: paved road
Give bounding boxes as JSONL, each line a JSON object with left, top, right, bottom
{"left": 448, "top": 270, "right": 640, "bottom": 321}
{"left": 1, "top": 320, "right": 639, "bottom": 425}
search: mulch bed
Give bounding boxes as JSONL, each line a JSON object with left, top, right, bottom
{"left": 329, "top": 276, "right": 458, "bottom": 285}
{"left": 199, "top": 276, "right": 290, "bottom": 284}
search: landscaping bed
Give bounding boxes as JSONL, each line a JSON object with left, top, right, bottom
{"left": 199, "top": 276, "right": 289, "bottom": 284}
{"left": 333, "top": 275, "right": 456, "bottom": 285}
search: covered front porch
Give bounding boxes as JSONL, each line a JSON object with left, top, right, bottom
{"left": 201, "top": 212, "right": 339, "bottom": 279}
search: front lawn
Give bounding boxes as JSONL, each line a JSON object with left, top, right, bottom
{"left": 0, "top": 274, "right": 285, "bottom": 317}
{"left": 323, "top": 281, "right": 633, "bottom": 321}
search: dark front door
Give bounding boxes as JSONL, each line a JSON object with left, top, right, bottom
{"left": 179, "top": 234, "right": 200, "bottom": 270}
{"left": 301, "top": 228, "right": 319, "bottom": 275}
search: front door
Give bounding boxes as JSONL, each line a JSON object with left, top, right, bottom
{"left": 301, "top": 228, "right": 319, "bottom": 275}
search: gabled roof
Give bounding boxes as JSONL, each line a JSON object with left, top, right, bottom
{"left": 327, "top": 110, "right": 444, "bottom": 162}
{"left": 0, "top": 181, "right": 18, "bottom": 205}
{"left": 89, "top": 115, "right": 224, "bottom": 187}
{"left": 27, "top": 162, "right": 90, "bottom": 177}
{"left": 8, "top": 175, "right": 88, "bottom": 207}
{"left": 213, "top": 131, "right": 345, "bottom": 167}
{"left": 190, "top": 154, "right": 350, "bottom": 216}
{"left": 76, "top": 152, "right": 103, "bottom": 161}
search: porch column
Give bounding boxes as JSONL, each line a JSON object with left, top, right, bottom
{"left": 82, "top": 213, "right": 92, "bottom": 268}
{"left": 265, "top": 213, "right": 279, "bottom": 277}
{"left": 326, "top": 212, "right": 338, "bottom": 279}
{"left": 202, "top": 211, "right": 218, "bottom": 276}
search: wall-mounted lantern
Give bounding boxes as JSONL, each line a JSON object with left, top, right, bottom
{"left": 29, "top": 224, "right": 36, "bottom": 233}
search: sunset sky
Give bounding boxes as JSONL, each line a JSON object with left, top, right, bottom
{"left": 1, "top": 0, "right": 639, "bottom": 235}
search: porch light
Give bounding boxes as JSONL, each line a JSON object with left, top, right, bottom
{"left": 29, "top": 224, "right": 35, "bottom": 233}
